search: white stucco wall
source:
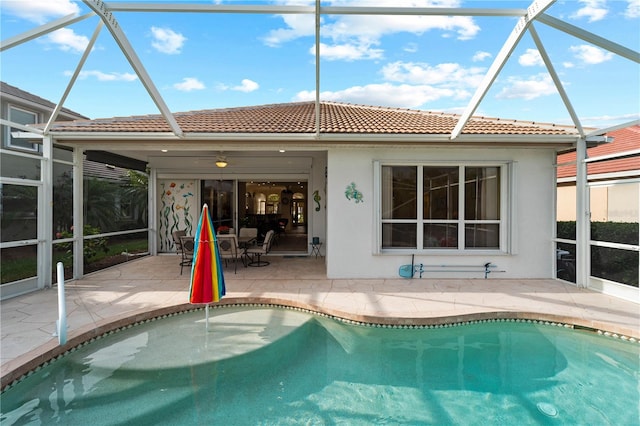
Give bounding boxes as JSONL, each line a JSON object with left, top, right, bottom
{"left": 308, "top": 155, "right": 327, "bottom": 254}
{"left": 326, "top": 147, "right": 557, "bottom": 280}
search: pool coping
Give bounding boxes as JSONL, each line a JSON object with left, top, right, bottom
{"left": 2, "top": 296, "right": 638, "bottom": 392}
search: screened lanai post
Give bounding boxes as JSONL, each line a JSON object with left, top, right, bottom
{"left": 73, "top": 147, "right": 84, "bottom": 279}
{"left": 148, "top": 168, "right": 158, "bottom": 257}
{"left": 40, "top": 135, "right": 54, "bottom": 289}
{"left": 450, "top": 0, "right": 555, "bottom": 140}
{"left": 575, "top": 137, "right": 589, "bottom": 288}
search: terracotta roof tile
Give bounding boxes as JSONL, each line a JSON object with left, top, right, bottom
{"left": 557, "top": 125, "right": 640, "bottom": 179}
{"left": 48, "top": 101, "right": 576, "bottom": 136}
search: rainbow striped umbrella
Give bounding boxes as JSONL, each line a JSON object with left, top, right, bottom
{"left": 189, "top": 204, "right": 226, "bottom": 329}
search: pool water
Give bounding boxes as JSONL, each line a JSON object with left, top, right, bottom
{"left": 1, "top": 307, "right": 638, "bottom": 425}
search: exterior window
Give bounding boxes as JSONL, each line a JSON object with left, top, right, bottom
{"left": 381, "top": 165, "right": 502, "bottom": 251}
{"left": 6, "top": 106, "right": 39, "bottom": 152}
{"left": 464, "top": 167, "right": 500, "bottom": 248}
{"left": 382, "top": 166, "right": 417, "bottom": 248}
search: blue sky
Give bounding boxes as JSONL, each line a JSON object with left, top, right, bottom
{"left": 1, "top": 0, "right": 638, "bottom": 129}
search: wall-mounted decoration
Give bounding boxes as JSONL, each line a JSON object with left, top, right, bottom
{"left": 313, "top": 190, "right": 321, "bottom": 211}
{"left": 345, "top": 182, "right": 363, "bottom": 204}
{"left": 159, "top": 179, "right": 195, "bottom": 252}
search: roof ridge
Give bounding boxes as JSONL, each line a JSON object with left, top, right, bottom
{"left": 179, "top": 101, "right": 316, "bottom": 116}
{"left": 87, "top": 101, "right": 580, "bottom": 133}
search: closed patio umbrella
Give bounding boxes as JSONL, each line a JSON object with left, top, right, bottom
{"left": 189, "top": 204, "right": 226, "bottom": 329}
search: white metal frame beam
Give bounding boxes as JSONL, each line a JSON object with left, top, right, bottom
{"left": 586, "top": 119, "right": 640, "bottom": 137}
{"left": 528, "top": 23, "right": 585, "bottom": 137}
{"left": 0, "top": 12, "right": 95, "bottom": 51}
{"left": 315, "top": 0, "right": 321, "bottom": 137}
{"left": 83, "top": 0, "right": 184, "bottom": 137}
{"left": 45, "top": 21, "right": 104, "bottom": 133}
{"left": 451, "top": 0, "right": 556, "bottom": 139}
{"left": 108, "top": 3, "right": 526, "bottom": 17}
{"left": 537, "top": 13, "right": 640, "bottom": 63}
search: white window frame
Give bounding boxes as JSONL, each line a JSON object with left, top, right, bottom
{"left": 6, "top": 105, "right": 40, "bottom": 152}
{"left": 375, "top": 161, "right": 512, "bottom": 255}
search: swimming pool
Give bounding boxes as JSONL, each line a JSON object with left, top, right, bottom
{"left": 1, "top": 306, "right": 638, "bottom": 425}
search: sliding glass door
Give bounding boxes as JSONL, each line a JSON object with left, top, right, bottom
{"left": 201, "top": 180, "right": 234, "bottom": 231}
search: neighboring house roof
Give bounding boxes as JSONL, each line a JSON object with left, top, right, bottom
{"left": 1, "top": 81, "right": 89, "bottom": 120}
{"left": 47, "top": 101, "right": 576, "bottom": 136}
{"left": 83, "top": 160, "right": 131, "bottom": 182}
{"left": 557, "top": 125, "right": 640, "bottom": 180}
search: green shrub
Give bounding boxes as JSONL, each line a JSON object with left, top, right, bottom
{"left": 557, "top": 221, "right": 638, "bottom": 245}
{"left": 57, "top": 225, "right": 108, "bottom": 262}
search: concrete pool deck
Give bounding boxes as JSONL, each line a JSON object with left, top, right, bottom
{"left": 2, "top": 255, "right": 639, "bottom": 389}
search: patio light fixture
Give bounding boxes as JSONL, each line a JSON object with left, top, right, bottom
{"left": 215, "top": 156, "right": 228, "bottom": 168}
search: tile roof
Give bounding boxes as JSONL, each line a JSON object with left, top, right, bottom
{"left": 557, "top": 125, "right": 640, "bottom": 179}
{"left": 47, "top": 101, "right": 576, "bottom": 136}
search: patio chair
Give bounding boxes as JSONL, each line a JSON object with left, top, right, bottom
{"left": 246, "top": 230, "right": 275, "bottom": 267}
{"left": 217, "top": 234, "right": 244, "bottom": 273}
{"left": 239, "top": 227, "right": 258, "bottom": 239}
{"left": 172, "top": 230, "right": 186, "bottom": 254}
{"left": 179, "top": 236, "right": 195, "bottom": 275}
{"left": 173, "top": 230, "right": 189, "bottom": 273}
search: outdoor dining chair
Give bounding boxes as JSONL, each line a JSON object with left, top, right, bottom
{"left": 217, "top": 234, "right": 244, "bottom": 273}
{"left": 246, "top": 230, "right": 275, "bottom": 267}
{"left": 172, "top": 230, "right": 186, "bottom": 254}
{"left": 179, "top": 236, "right": 195, "bottom": 275}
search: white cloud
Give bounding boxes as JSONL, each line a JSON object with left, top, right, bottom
{"left": 232, "top": 79, "right": 260, "bottom": 93}
{"left": 518, "top": 49, "right": 544, "bottom": 67}
{"left": 174, "top": 78, "right": 205, "bottom": 92}
{"left": 578, "top": 112, "right": 640, "bottom": 127}
{"left": 262, "top": 14, "right": 316, "bottom": 47}
{"left": 571, "top": 0, "right": 608, "bottom": 22}
{"left": 320, "top": 13, "right": 480, "bottom": 43}
{"left": 381, "top": 61, "right": 486, "bottom": 88}
{"left": 46, "top": 28, "right": 89, "bottom": 53}
{"left": 67, "top": 70, "right": 138, "bottom": 82}
{"left": 563, "top": 61, "right": 575, "bottom": 68}
{"left": 1, "top": 0, "right": 79, "bottom": 24}
{"left": 625, "top": 0, "right": 640, "bottom": 18}
{"left": 496, "top": 73, "right": 557, "bottom": 100}
{"left": 403, "top": 43, "right": 418, "bottom": 53}
{"left": 472, "top": 51, "right": 492, "bottom": 62}
{"left": 150, "top": 27, "right": 186, "bottom": 54}
{"left": 313, "top": 42, "right": 383, "bottom": 61}
{"left": 570, "top": 44, "right": 614, "bottom": 64}
{"left": 294, "top": 82, "right": 468, "bottom": 108}
{"left": 263, "top": 0, "right": 479, "bottom": 60}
